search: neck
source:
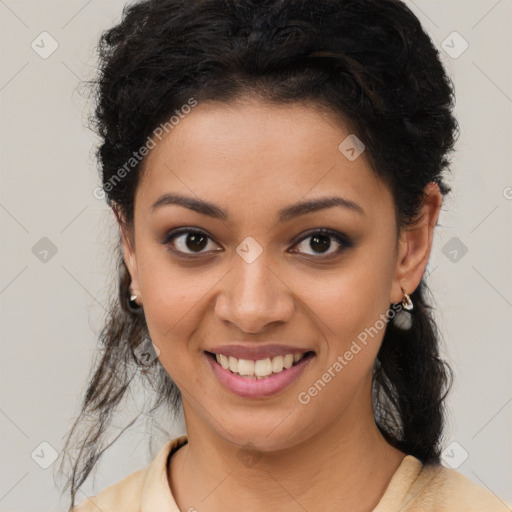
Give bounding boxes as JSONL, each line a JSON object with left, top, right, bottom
{"left": 168, "top": 385, "right": 406, "bottom": 512}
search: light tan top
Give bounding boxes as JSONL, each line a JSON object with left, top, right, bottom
{"left": 72, "top": 435, "right": 511, "bottom": 511}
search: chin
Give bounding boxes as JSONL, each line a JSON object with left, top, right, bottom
{"left": 218, "top": 419, "right": 314, "bottom": 454}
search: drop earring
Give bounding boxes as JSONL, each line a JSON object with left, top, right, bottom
{"left": 401, "top": 286, "right": 414, "bottom": 311}
{"left": 392, "top": 285, "right": 414, "bottom": 330}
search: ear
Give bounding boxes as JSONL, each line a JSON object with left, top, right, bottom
{"left": 114, "top": 207, "right": 142, "bottom": 303}
{"left": 390, "top": 182, "right": 443, "bottom": 304}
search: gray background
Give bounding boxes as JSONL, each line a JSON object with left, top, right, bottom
{"left": 0, "top": 0, "right": 511, "bottom": 510}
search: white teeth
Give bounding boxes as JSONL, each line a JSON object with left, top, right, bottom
{"left": 214, "top": 352, "right": 307, "bottom": 378}
{"left": 219, "top": 354, "right": 230, "bottom": 370}
{"left": 228, "top": 356, "right": 238, "bottom": 373}
{"left": 238, "top": 358, "right": 254, "bottom": 376}
{"left": 254, "top": 358, "right": 273, "bottom": 377}
{"left": 271, "top": 356, "right": 284, "bottom": 373}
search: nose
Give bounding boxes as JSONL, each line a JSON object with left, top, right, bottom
{"left": 214, "top": 253, "right": 295, "bottom": 333}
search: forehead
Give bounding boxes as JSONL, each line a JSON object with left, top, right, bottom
{"left": 136, "top": 99, "right": 393, "bottom": 222}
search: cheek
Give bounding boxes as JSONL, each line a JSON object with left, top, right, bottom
{"left": 297, "top": 250, "right": 394, "bottom": 380}
{"left": 135, "top": 248, "right": 223, "bottom": 380}
{"left": 312, "top": 287, "right": 386, "bottom": 382}
{"left": 135, "top": 247, "right": 194, "bottom": 338}
{"left": 303, "top": 257, "right": 391, "bottom": 337}
{"left": 140, "top": 271, "right": 204, "bottom": 388}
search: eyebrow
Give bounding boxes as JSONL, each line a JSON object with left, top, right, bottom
{"left": 150, "top": 192, "right": 366, "bottom": 221}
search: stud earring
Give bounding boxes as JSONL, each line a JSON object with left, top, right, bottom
{"left": 128, "top": 289, "right": 142, "bottom": 311}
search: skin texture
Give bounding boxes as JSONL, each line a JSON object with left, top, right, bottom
{"left": 119, "top": 98, "right": 442, "bottom": 512}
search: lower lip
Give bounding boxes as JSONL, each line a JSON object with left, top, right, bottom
{"left": 205, "top": 352, "right": 315, "bottom": 398}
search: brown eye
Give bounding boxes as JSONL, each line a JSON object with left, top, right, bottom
{"left": 309, "top": 233, "right": 332, "bottom": 253}
{"left": 291, "top": 229, "right": 352, "bottom": 257}
{"left": 163, "top": 229, "right": 220, "bottom": 255}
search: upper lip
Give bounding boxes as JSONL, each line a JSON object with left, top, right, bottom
{"left": 206, "top": 344, "right": 314, "bottom": 360}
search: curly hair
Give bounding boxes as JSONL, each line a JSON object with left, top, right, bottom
{"left": 57, "top": 0, "right": 458, "bottom": 508}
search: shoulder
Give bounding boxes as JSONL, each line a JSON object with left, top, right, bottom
{"left": 71, "top": 467, "right": 147, "bottom": 512}
{"left": 71, "top": 435, "right": 187, "bottom": 512}
{"left": 407, "top": 461, "right": 511, "bottom": 511}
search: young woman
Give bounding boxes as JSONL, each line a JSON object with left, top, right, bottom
{"left": 59, "top": 0, "right": 510, "bottom": 510}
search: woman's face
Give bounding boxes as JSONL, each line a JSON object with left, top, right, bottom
{"left": 121, "top": 98, "right": 433, "bottom": 451}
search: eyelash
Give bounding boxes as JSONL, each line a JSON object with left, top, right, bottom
{"left": 161, "top": 227, "right": 352, "bottom": 260}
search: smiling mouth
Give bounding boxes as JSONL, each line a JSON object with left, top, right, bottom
{"left": 205, "top": 350, "right": 315, "bottom": 379}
